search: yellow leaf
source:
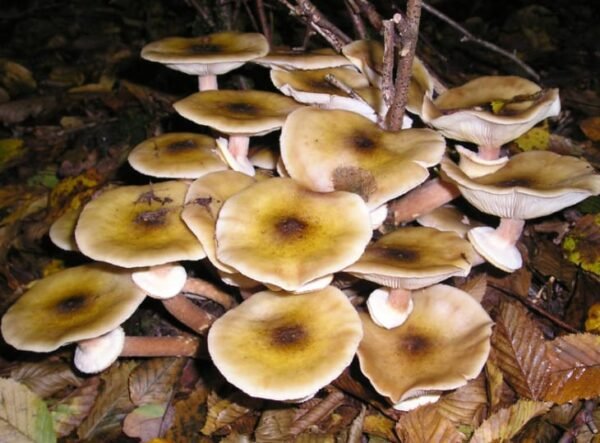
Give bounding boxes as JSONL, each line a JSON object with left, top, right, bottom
{"left": 0, "top": 138, "right": 25, "bottom": 169}
{"left": 585, "top": 303, "right": 600, "bottom": 334}
{"left": 514, "top": 121, "right": 550, "bottom": 152}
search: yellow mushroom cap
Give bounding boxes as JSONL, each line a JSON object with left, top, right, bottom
{"left": 280, "top": 107, "right": 445, "bottom": 209}
{"left": 182, "top": 170, "right": 256, "bottom": 272}
{"left": 174, "top": 89, "right": 303, "bottom": 136}
{"left": 357, "top": 284, "right": 492, "bottom": 404}
{"left": 75, "top": 181, "right": 205, "bottom": 267}
{"left": 140, "top": 32, "right": 269, "bottom": 75}
{"left": 49, "top": 207, "right": 82, "bottom": 251}
{"left": 254, "top": 47, "right": 352, "bottom": 70}
{"left": 345, "top": 226, "right": 476, "bottom": 289}
{"left": 128, "top": 133, "right": 227, "bottom": 179}
{"left": 441, "top": 150, "right": 600, "bottom": 219}
{"left": 215, "top": 177, "right": 372, "bottom": 291}
{"left": 208, "top": 286, "right": 363, "bottom": 401}
{"left": 422, "top": 76, "right": 560, "bottom": 148}
{"left": 1, "top": 264, "right": 146, "bottom": 352}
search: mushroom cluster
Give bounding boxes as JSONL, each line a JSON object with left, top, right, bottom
{"left": 2, "top": 31, "right": 599, "bottom": 421}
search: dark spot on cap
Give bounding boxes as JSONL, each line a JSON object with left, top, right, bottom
{"left": 271, "top": 324, "right": 306, "bottom": 346}
{"left": 134, "top": 208, "right": 169, "bottom": 226}
{"left": 351, "top": 133, "right": 376, "bottom": 150}
{"left": 56, "top": 295, "right": 87, "bottom": 314}
{"left": 332, "top": 166, "right": 377, "bottom": 201}
{"left": 188, "top": 44, "right": 221, "bottom": 54}
{"left": 275, "top": 217, "right": 307, "bottom": 237}
{"left": 493, "top": 177, "right": 531, "bottom": 187}
{"left": 225, "top": 102, "right": 259, "bottom": 115}
{"left": 399, "top": 334, "right": 430, "bottom": 355}
{"left": 166, "top": 139, "right": 197, "bottom": 152}
{"left": 308, "top": 79, "right": 335, "bottom": 91}
{"left": 375, "top": 246, "right": 419, "bottom": 262}
{"left": 135, "top": 191, "right": 173, "bottom": 206}
{"left": 192, "top": 196, "right": 213, "bottom": 207}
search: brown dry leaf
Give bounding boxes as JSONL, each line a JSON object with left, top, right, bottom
{"left": 436, "top": 375, "right": 487, "bottom": 427}
{"left": 528, "top": 235, "right": 578, "bottom": 284}
{"left": 486, "top": 360, "right": 517, "bottom": 414}
{"left": 544, "top": 333, "right": 600, "bottom": 403}
{"left": 0, "top": 96, "right": 57, "bottom": 124}
{"left": 491, "top": 302, "right": 550, "bottom": 400}
{"left": 455, "top": 272, "right": 487, "bottom": 303}
{"left": 563, "top": 214, "right": 600, "bottom": 276}
{"left": 123, "top": 403, "right": 167, "bottom": 442}
{"left": 10, "top": 361, "right": 81, "bottom": 398}
{"left": 396, "top": 405, "right": 465, "bottom": 443}
{"left": 344, "top": 404, "right": 366, "bottom": 443}
{"left": 129, "top": 358, "right": 185, "bottom": 406}
{"left": 50, "top": 377, "right": 101, "bottom": 437}
{"left": 201, "top": 391, "right": 258, "bottom": 436}
{"left": 164, "top": 387, "right": 210, "bottom": 443}
{"left": 580, "top": 117, "right": 600, "bottom": 141}
{"left": 255, "top": 408, "right": 300, "bottom": 443}
{"left": 362, "top": 410, "right": 398, "bottom": 442}
{"left": 488, "top": 266, "right": 532, "bottom": 298}
{"left": 470, "top": 400, "right": 551, "bottom": 443}
{"left": 77, "top": 361, "right": 137, "bottom": 441}
{"left": 0, "top": 59, "right": 37, "bottom": 95}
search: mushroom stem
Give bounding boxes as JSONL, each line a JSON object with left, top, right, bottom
{"left": 162, "top": 294, "right": 215, "bottom": 334}
{"left": 390, "top": 178, "right": 461, "bottom": 224}
{"left": 388, "top": 287, "right": 412, "bottom": 311}
{"left": 198, "top": 74, "right": 218, "bottom": 91}
{"left": 366, "top": 287, "right": 415, "bottom": 329}
{"left": 495, "top": 217, "right": 526, "bottom": 245}
{"left": 120, "top": 335, "right": 202, "bottom": 357}
{"left": 477, "top": 145, "right": 501, "bottom": 160}
{"left": 182, "top": 277, "right": 236, "bottom": 310}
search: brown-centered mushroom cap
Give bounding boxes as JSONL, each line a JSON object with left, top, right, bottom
{"left": 345, "top": 226, "right": 476, "bottom": 289}
{"left": 174, "top": 89, "right": 303, "bottom": 136}
{"left": 441, "top": 150, "right": 600, "bottom": 219}
{"left": 208, "top": 286, "right": 363, "bottom": 401}
{"left": 182, "top": 170, "right": 256, "bottom": 272}
{"left": 357, "top": 284, "right": 492, "bottom": 406}
{"left": 140, "top": 32, "right": 269, "bottom": 76}
{"left": 1, "top": 264, "right": 146, "bottom": 352}
{"left": 75, "top": 181, "right": 205, "bottom": 268}
{"left": 215, "top": 177, "right": 372, "bottom": 291}
{"left": 128, "top": 133, "right": 227, "bottom": 179}
{"left": 280, "top": 107, "right": 445, "bottom": 209}
{"left": 422, "top": 76, "right": 561, "bottom": 149}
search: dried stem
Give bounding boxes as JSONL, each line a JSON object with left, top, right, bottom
{"left": 255, "top": 0, "right": 272, "bottom": 43}
{"left": 389, "top": 178, "right": 461, "bottom": 224}
{"left": 289, "top": 389, "right": 345, "bottom": 436}
{"left": 345, "top": 0, "right": 368, "bottom": 39}
{"left": 381, "top": 19, "right": 396, "bottom": 110}
{"left": 182, "top": 277, "right": 236, "bottom": 310}
{"left": 162, "top": 294, "right": 215, "bottom": 334}
{"left": 385, "top": 0, "right": 422, "bottom": 131}
{"left": 421, "top": 1, "right": 540, "bottom": 81}
{"left": 354, "top": 0, "right": 383, "bottom": 31}
{"left": 120, "top": 335, "right": 201, "bottom": 357}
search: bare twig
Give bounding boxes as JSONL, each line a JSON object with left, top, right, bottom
{"left": 354, "top": 0, "right": 383, "bottom": 31}
{"left": 241, "top": 0, "right": 261, "bottom": 34}
{"left": 345, "top": 0, "right": 368, "bottom": 40}
{"left": 255, "top": 0, "right": 272, "bottom": 43}
{"left": 277, "top": 0, "right": 351, "bottom": 51}
{"left": 421, "top": 1, "right": 540, "bottom": 81}
{"left": 381, "top": 19, "right": 396, "bottom": 109}
{"left": 289, "top": 389, "right": 345, "bottom": 436}
{"left": 385, "top": 0, "right": 422, "bottom": 131}
{"left": 325, "top": 73, "right": 383, "bottom": 125}
{"left": 185, "top": 0, "right": 216, "bottom": 28}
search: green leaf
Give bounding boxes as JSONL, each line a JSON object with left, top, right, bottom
{"left": 0, "top": 378, "right": 57, "bottom": 443}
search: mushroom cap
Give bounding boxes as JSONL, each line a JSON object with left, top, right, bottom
{"left": 441, "top": 150, "right": 600, "bottom": 219}
{"left": 74, "top": 327, "right": 126, "bottom": 374}
{"left": 422, "top": 76, "right": 561, "bottom": 148}
{"left": 182, "top": 170, "right": 256, "bottom": 272}
{"left": 75, "top": 181, "right": 205, "bottom": 267}
{"left": 215, "top": 177, "right": 372, "bottom": 291}
{"left": 174, "top": 89, "right": 303, "bottom": 136}
{"left": 128, "top": 133, "right": 227, "bottom": 179}
{"left": 357, "top": 284, "right": 492, "bottom": 404}
{"left": 345, "top": 226, "right": 476, "bottom": 289}
{"left": 416, "top": 204, "right": 483, "bottom": 238}
{"left": 1, "top": 264, "right": 145, "bottom": 352}
{"left": 208, "top": 286, "right": 363, "bottom": 401}
{"left": 49, "top": 207, "right": 82, "bottom": 251}
{"left": 140, "top": 32, "right": 269, "bottom": 75}
{"left": 280, "top": 107, "right": 446, "bottom": 209}
{"left": 254, "top": 47, "right": 352, "bottom": 70}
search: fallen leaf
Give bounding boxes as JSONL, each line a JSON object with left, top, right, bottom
{"left": 436, "top": 375, "right": 487, "bottom": 427}
{"left": 470, "top": 399, "right": 551, "bottom": 443}
{"left": 544, "top": 333, "right": 600, "bottom": 403}
{"left": 0, "top": 377, "right": 56, "bottom": 443}
{"left": 585, "top": 303, "right": 600, "bottom": 333}
{"left": 563, "top": 214, "right": 600, "bottom": 276}
{"left": 580, "top": 116, "right": 600, "bottom": 141}
{"left": 123, "top": 403, "right": 167, "bottom": 442}
{"left": 50, "top": 377, "right": 100, "bottom": 437}
{"left": 129, "top": 358, "right": 185, "bottom": 406}
{"left": 201, "top": 391, "right": 257, "bottom": 436}
{"left": 513, "top": 121, "right": 550, "bottom": 152}
{"left": 0, "top": 138, "right": 26, "bottom": 171}
{"left": 164, "top": 388, "right": 210, "bottom": 443}
{"left": 362, "top": 410, "right": 398, "bottom": 442}
{"left": 0, "top": 60, "right": 37, "bottom": 95}
{"left": 491, "top": 302, "right": 550, "bottom": 400}
{"left": 10, "top": 361, "right": 81, "bottom": 398}
{"left": 395, "top": 405, "right": 464, "bottom": 443}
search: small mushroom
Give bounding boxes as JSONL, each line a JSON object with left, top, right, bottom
{"left": 128, "top": 132, "right": 227, "bottom": 179}
{"left": 174, "top": 89, "right": 303, "bottom": 175}
{"left": 141, "top": 32, "right": 269, "bottom": 90}
{"left": 208, "top": 286, "right": 363, "bottom": 401}
{"left": 74, "top": 327, "right": 126, "bottom": 374}
{"left": 441, "top": 150, "right": 600, "bottom": 271}
{"left": 214, "top": 177, "right": 372, "bottom": 292}
{"left": 357, "top": 284, "right": 492, "bottom": 410}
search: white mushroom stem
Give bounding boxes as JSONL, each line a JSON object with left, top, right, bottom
{"left": 162, "top": 293, "right": 216, "bottom": 334}
{"left": 367, "top": 287, "right": 414, "bottom": 329}
{"left": 390, "top": 178, "right": 461, "bottom": 224}
{"left": 496, "top": 218, "right": 526, "bottom": 245}
{"left": 467, "top": 217, "right": 526, "bottom": 272}
{"left": 477, "top": 145, "right": 502, "bottom": 160}
{"left": 216, "top": 136, "right": 255, "bottom": 176}
{"left": 198, "top": 74, "right": 218, "bottom": 91}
